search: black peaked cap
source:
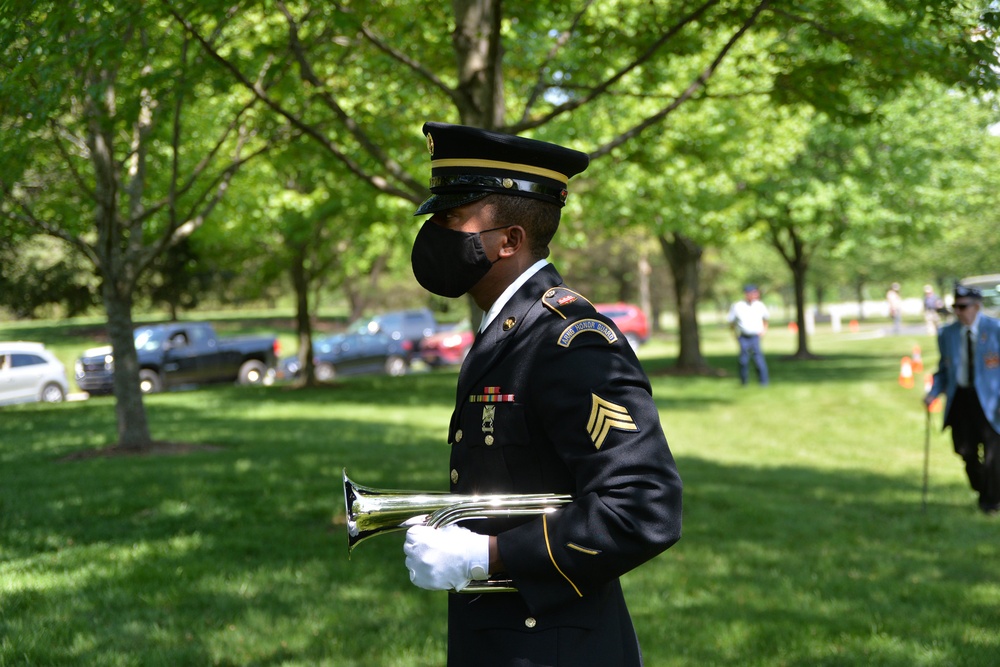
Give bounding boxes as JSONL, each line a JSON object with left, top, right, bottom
{"left": 954, "top": 283, "right": 983, "bottom": 300}
{"left": 414, "top": 122, "right": 590, "bottom": 216}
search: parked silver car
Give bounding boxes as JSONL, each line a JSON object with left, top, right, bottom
{"left": 0, "top": 341, "right": 70, "bottom": 406}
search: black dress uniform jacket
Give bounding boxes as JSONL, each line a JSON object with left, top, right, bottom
{"left": 445, "top": 264, "right": 683, "bottom": 667}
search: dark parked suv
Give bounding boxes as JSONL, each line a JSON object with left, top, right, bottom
{"left": 277, "top": 331, "right": 411, "bottom": 381}
{"left": 353, "top": 309, "right": 438, "bottom": 348}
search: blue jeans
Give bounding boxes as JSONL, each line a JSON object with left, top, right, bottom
{"left": 738, "top": 334, "right": 769, "bottom": 385}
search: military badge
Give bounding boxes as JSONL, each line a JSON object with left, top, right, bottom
{"left": 558, "top": 319, "right": 618, "bottom": 347}
{"left": 469, "top": 386, "right": 514, "bottom": 402}
{"left": 986, "top": 353, "right": 1000, "bottom": 370}
{"left": 482, "top": 405, "right": 496, "bottom": 434}
{"left": 587, "top": 394, "right": 638, "bottom": 449}
{"left": 542, "top": 286, "right": 592, "bottom": 320}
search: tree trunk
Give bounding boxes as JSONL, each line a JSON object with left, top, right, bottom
{"left": 451, "top": 0, "right": 504, "bottom": 128}
{"left": 638, "top": 250, "right": 652, "bottom": 332}
{"left": 103, "top": 277, "right": 152, "bottom": 450}
{"left": 344, "top": 278, "right": 366, "bottom": 323}
{"left": 87, "top": 77, "right": 153, "bottom": 451}
{"left": 767, "top": 222, "right": 816, "bottom": 359}
{"left": 290, "top": 244, "right": 317, "bottom": 385}
{"left": 791, "top": 258, "right": 812, "bottom": 358}
{"left": 658, "top": 232, "right": 709, "bottom": 372}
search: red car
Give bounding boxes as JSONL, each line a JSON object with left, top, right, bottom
{"left": 594, "top": 303, "right": 650, "bottom": 350}
{"left": 419, "top": 323, "right": 475, "bottom": 367}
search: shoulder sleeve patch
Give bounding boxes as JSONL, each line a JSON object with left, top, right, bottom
{"left": 541, "top": 286, "right": 594, "bottom": 320}
{"left": 557, "top": 319, "right": 618, "bottom": 347}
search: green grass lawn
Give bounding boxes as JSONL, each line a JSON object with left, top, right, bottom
{"left": 2, "top": 319, "right": 997, "bottom": 666}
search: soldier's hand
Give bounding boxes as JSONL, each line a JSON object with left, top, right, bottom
{"left": 404, "top": 524, "right": 490, "bottom": 591}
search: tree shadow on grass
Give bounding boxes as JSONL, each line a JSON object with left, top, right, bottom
{"left": 630, "top": 455, "right": 1000, "bottom": 666}
{"left": 4, "top": 418, "right": 999, "bottom": 665}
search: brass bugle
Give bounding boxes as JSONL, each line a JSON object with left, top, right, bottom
{"left": 343, "top": 469, "right": 572, "bottom": 593}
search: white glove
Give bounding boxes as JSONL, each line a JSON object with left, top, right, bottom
{"left": 403, "top": 524, "right": 490, "bottom": 592}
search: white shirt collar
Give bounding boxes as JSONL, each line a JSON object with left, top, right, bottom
{"left": 480, "top": 259, "right": 549, "bottom": 333}
{"left": 965, "top": 312, "right": 982, "bottom": 336}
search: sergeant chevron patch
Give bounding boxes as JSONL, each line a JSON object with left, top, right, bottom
{"left": 587, "top": 394, "right": 638, "bottom": 449}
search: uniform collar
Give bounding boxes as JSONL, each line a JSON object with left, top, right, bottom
{"left": 479, "top": 259, "right": 549, "bottom": 333}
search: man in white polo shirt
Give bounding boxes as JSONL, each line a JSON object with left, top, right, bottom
{"left": 727, "top": 284, "right": 770, "bottom": 386}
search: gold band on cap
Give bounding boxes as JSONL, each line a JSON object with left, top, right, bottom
{"left": 431, "top": 158, "right": 570, "bottom": 185}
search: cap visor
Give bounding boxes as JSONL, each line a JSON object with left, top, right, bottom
{"left": 414, "top": 191, "right": 491, "bottom": 216}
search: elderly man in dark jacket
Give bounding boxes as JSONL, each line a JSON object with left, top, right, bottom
{"left": 925, "top": 284, "right": 1000, "bottom": 514}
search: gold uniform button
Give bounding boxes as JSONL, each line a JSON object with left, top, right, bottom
{"left": 455, "top": 430, "right": 463, "bottom": 443}
{"left": 451, "top": 469, "right": 459, "bottom": 484}
{"left": 485, "top": 435, "right": 495, "bottom": 446}
{"left": 524, "top": 617, "right": 537, "bottom": 628}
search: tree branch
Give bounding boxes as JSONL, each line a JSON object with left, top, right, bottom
{"left": 589, "top": 0, "right": 772, "bottom": 160}
{"left": 133, "top": 93, "right": 257, "bottom": 228}
{"left": 167, "top": 34, "right": 190, "bottom": 236}
{"left": 163, "top": 0, "right": 424, "bottom": 204}
{"left": 338, "top": 3, "right": 461, "bottom": 107}
{"left": 508, "top": 0, "right": 722, "bottom": 134}
{"left": 0, "top": 180, "right": 102, "bottom": 269}
{"left": 44, "top": 114, "right": 96, "bottom": 200}
{"left": 137, "top": 126, "right": 272, "bottom": 276}
{"left": 520, "top": 0, "right": 596, "bottom": 123}
{"left": 275, "top": 1, "right": 427, "bottom": 195}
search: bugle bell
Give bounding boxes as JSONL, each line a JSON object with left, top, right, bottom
{"left": 343, "top": 469, "right": 572, "bottom": 593}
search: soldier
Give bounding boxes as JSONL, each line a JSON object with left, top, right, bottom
{"left": 403, "top": 122, "right": 683, "bottom": 666}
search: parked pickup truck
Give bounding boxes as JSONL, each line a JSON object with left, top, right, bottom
{"left": 75, "top": 321, "right": 280, "bottom": 395}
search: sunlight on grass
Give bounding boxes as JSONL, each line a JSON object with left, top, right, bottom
{"left": 2, "top": 321, "right": 998, "bottom": 665}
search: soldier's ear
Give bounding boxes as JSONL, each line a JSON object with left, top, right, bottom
{"left": 497, "top": 225, "right": 525, "bottom": 258}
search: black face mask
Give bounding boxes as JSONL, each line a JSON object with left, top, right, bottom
{"left": 410, "top": 221, "right": 510, "bottom": 298}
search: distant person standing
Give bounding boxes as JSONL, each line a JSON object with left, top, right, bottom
{"left": 886, "top": 282, "right": 903, "bottom": 334}
{"left": 923, "top": 285, "right": 943, "bottom": 335}
{"left": 924, "top": 284, "right": 1000, "bottom": 514}
{"left": 727, "top": 284, "right": 770, "bottom": 386}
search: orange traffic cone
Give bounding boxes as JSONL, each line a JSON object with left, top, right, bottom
{"left": 849, "top": 319, "right": 860, "bottom": 332}
{"left": 899, "top": 356, "right": 914, "bottom": 388}
{"left": 911, "top": 345, "right": 923, "bottom": 373}
{"left": 788, "top": 321, "right": 799, "bottom": 333}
